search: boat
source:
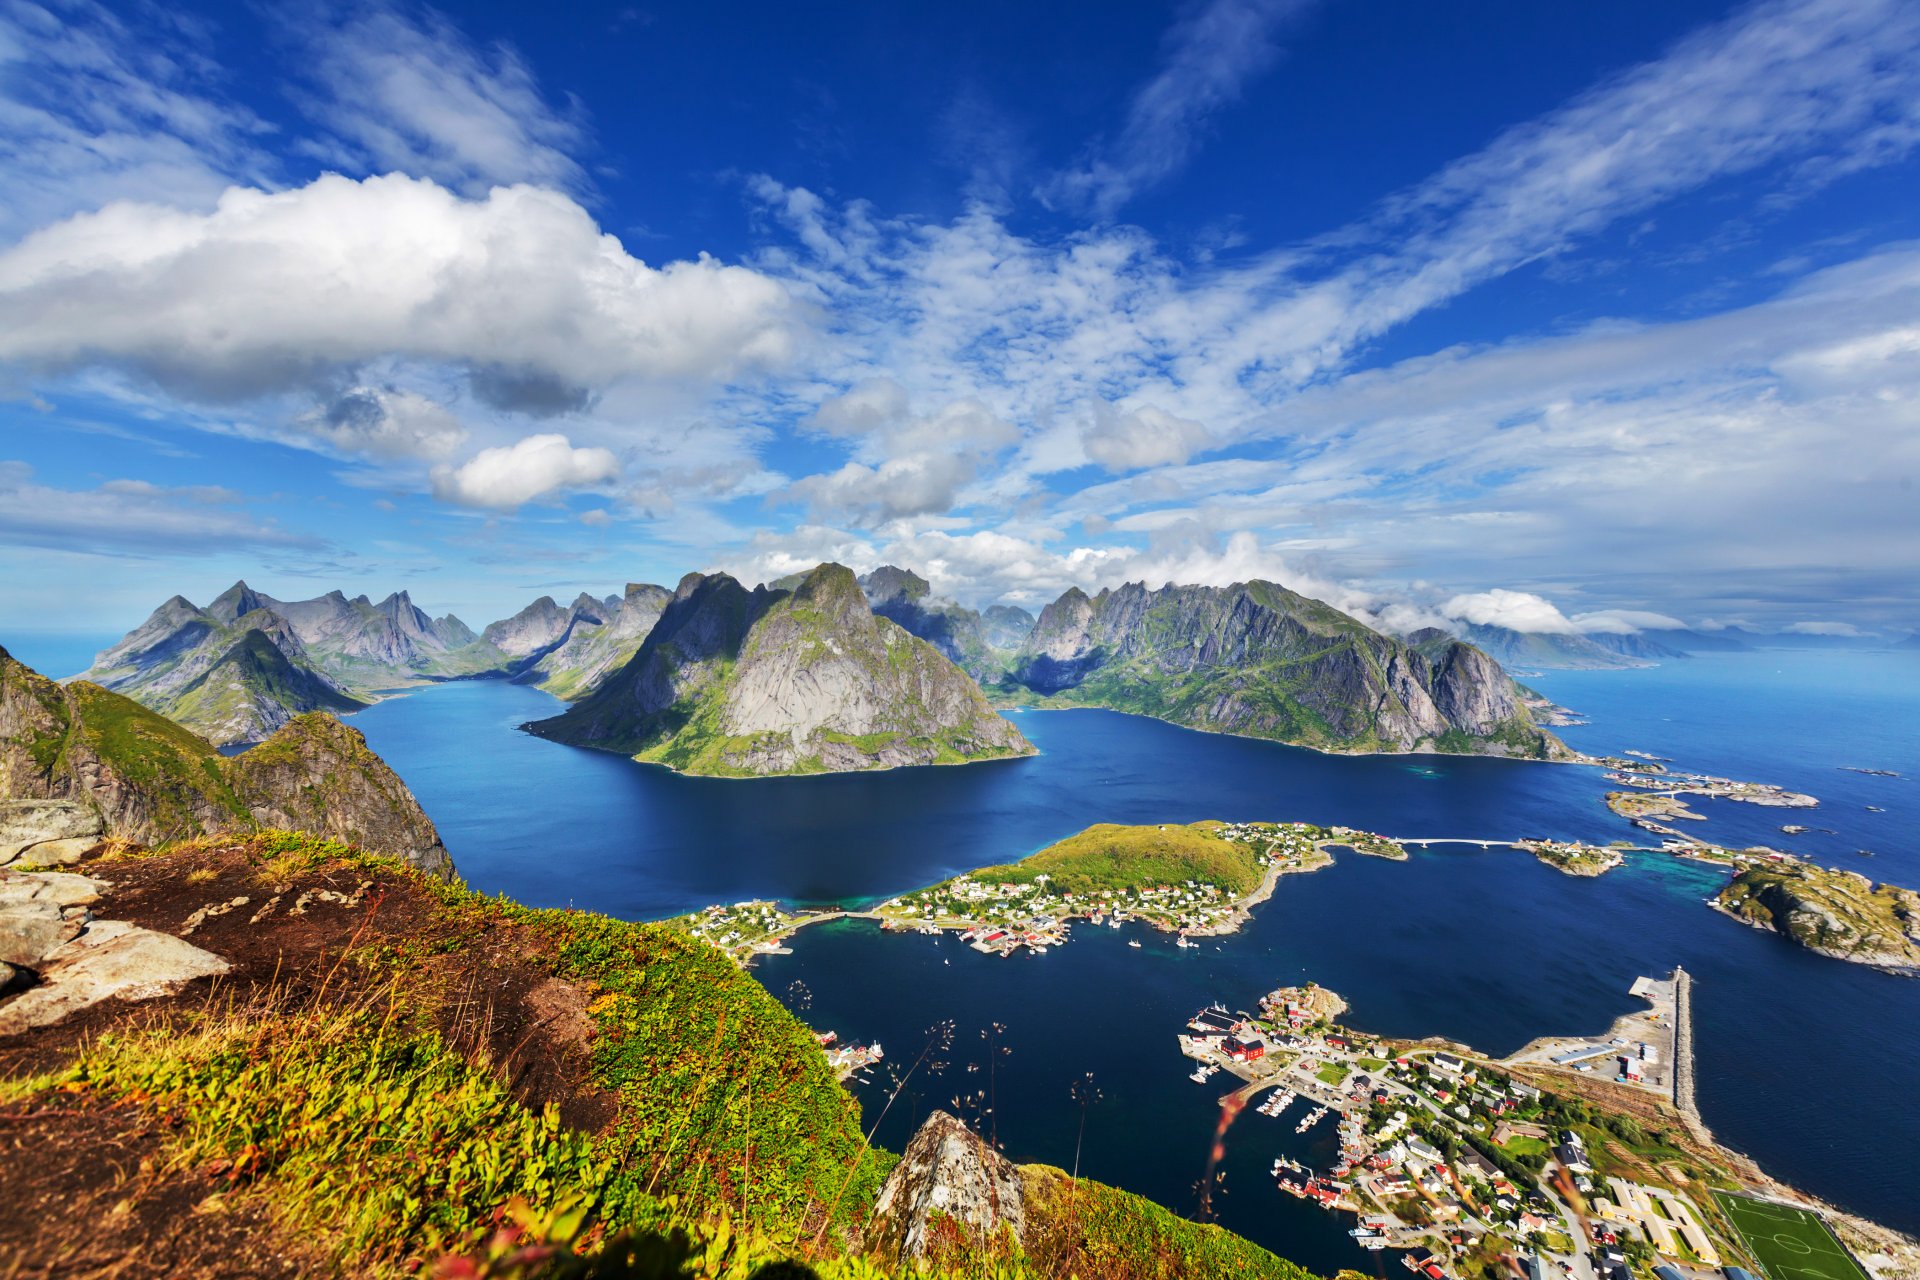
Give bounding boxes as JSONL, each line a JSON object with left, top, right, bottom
{"left": 1296, "top": 1105, "right": 1329, "bottom": 1133}
{"left": 1190, "top": 1067, "right": 1212, "bottom": 1083}
{"left": 1128, "top": 939, "right": 1142, "bottom": 948}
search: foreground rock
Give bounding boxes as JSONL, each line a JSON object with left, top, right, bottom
{"left": 0, "top": 798, "right": 105, "bottom": 868}
{"left": 530, "top": 563, "right": 1034, "bottom": 776}
{"left": 1716, "top": 862, "right": 1920, "bottom": 972}
{"left": 1, "top": 646, "right": 452, "bottom": 877}
{"left": 868, "top": 1111, "right": 1027, "bottom": 1263}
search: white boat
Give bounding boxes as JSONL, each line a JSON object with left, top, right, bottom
{"left": 1191, "top": 1068, "right": 1211, "bottom": 1083}
{"left": 1128, "top": 939, "right": 1142, "bottom": 948}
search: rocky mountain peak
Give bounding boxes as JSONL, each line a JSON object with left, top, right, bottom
{"left": 207, "top": 580, "right": 271, "bottom": 624}
{"left": 866, "top": 1111, "right": 1026, "bottom": 1265}
{"left": 860, "top": 564, "right": 932, "bottom": 606}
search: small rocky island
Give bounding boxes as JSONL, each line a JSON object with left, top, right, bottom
{"left": 528, "top": 562, "right": 1034, "bottom": 777}
{"left": 1716, "top": 862, "right": 1920, "bottom": 973}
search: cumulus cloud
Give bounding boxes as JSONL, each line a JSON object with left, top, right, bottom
{"left": 286, "top": 5, "right": 590, "bottom": 196}
{"left": 0, "top": 173, "right": 801, "bottom": 407}
{"left": 785, "top": 391, "right": 1018, "bottom": 524}
{"left": 1081, "top": 402, "right": 1213, "bottom": 472}
{"left": 1440, "top": 589, "right": 1578, "bottom": 635}
{"left": 430, "top": 433, "right": 619, "bottom": 509}
{"left": 299, "top": 385, "right": 468, "bottom": 460}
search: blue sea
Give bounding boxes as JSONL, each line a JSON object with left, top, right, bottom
{"left": 15, "top": 631, "right": 1918, "bottom": 1261}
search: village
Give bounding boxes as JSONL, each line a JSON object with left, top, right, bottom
{"left": 1170, "top": 976, "right": 1815, "bottom": 1280}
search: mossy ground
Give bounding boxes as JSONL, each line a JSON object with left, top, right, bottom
{"left": 969, "top": 821, "right": 1266, "bottom": 898}
{"left": 1, "top": 832, "right": 1313, "bottom": 1280}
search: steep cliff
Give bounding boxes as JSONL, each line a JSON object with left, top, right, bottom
{"left": 529, "top": 563, "right": 1034, "bottom": 776}
{"left": 1004, "top": 581, "right": 1565, "bottom": 758}
{"left": 0, "top": 646, "right": 450, "bottom": 875}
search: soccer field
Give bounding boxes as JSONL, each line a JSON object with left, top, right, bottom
{"left": 1714, "top": 1192, "right": 1870, "bottom": 1280}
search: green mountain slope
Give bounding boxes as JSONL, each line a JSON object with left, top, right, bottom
{"left": 529, "top": 563, "right": 1034, "bottom": 776}
{"left": 1003, "top": 580, "right": 1565, "bottom": 758}
{"left": 1, "top": 644, "right": 449, "bottom": 874}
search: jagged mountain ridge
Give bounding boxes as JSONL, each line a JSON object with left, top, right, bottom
{"left": 0, "top": 645, "right": 450, "bottom": 876}
{"left": 482, "top": 582, "right": 675, "bottom": 700}
{"left": 75, "top": 582, "right": 507, "bottom": 744}
{"left": 529, "top": 563, "right": 1034, "bottom": 776}
{"left": 857, "top": 565, "right": 1033, "bottom": 683}
{"left": 1003, "top": 580, "right": 1567, "bottom": 757}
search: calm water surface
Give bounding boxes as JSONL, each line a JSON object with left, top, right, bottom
{"left": 335, "top": 651, "right": 1919, "bottom": 1258}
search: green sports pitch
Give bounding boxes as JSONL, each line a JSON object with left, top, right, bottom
{"left": 1714, "top": 1192, "right": 1870, "bottom": 1280}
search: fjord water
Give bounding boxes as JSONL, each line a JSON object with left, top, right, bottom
{"left": 346, "top": 651, "right": 1920, "bottom": 1257}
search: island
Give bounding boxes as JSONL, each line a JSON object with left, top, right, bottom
{"left": 1715, "top": 862, "right": 1920, "bottom": 973}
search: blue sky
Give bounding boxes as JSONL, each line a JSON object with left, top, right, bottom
{"left": 1, "top": 0, "right": 1916, "bottom": 642}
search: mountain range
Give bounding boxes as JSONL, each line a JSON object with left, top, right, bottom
{"left": 986, "top": 582, "right": 1567, "bottom": 758}
{"left": 528, "top": 563, "right": 1035, "bottom": 776}
{"left": 74, "top": 582, "right": 507, "bottom": 744}
{"left": 482, "top": 582, "right": 674, "bottom": 699}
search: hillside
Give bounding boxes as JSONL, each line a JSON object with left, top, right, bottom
{"left": 0, "top": 645, "right": 448, "bottom": 875}
{"left": 971, "top": 820, "right": 1266, "bottom": 897}
{"left": 1716, "top": 862, "right": 1920, "bottom": 972}
{"left": 0, "top": 832, "right": 1315, "bottom": 1280}
{"left": 1002, "top": 581, "right": 1566, "bottom": 758}
{"left": 529, "top": 563, "right": 1034, "bottom": 776}
{"left": 75, "top": 581, "right": 508, "bottom": 742}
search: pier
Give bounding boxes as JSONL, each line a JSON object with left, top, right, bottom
{"left": 1672, "top": 965, "right": 1711, "bottom": 1143}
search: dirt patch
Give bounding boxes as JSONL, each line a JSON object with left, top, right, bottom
{"left": 0, "top": 839, "right": 617, "bottom": 1144}
{"left": 0, "top": 1091, "right": 326, "bottom": 1279}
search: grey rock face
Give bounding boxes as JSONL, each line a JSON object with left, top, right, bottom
{"left": 0, "top": 800, "right": 104, "bottom": 865}
{"left": 1008, "top": 579, "right": 1563, "bottom": 757}
{"left": 866, "top": 1111, "right": 1027, "bottom": 1264}
{"left": 532, "top": 565, "right": 1033, "bottom": 775}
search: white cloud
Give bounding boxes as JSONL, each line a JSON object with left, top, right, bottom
{"left": 1784, "top": 620, "right": 1867, "bottom": 636}
{"left": 1572, "top": 609, "right": 1691, "bottom": 635}
{"left": 1440, "top": 589, "right": 1578, "bottom": 635}
{"left": 1042, "top": 0, "right": 1316, "bottom": 217}
{"left": 0, "top": 173, "right": 801, "bottom": 406}
{"left": 430, "top": 433, "right": 619, "bottom": 509}
{"left": 0, "top": 460, "right": 322, "bottom": 555}
{"left": 0, "top": 1, "right": 271, "bottom": 240}
{"left": 785, "top": 391, "right": 1018, "bottom": 524}
{"left": 299, "top": 385, "right": 468, "bottom": 460}
{"left": 1081, "top": 402, "right": 1213, "bottom": 472}
{"left": 286, "top": 5, "right": 590, "bottom": 197}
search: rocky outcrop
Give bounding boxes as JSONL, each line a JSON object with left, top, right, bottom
{"left": 223, "top": 714, "right": 452, "bottom": 879}
{"left": 529, "top": 564, "right": 1034, "bottom": 776}
{"left": 1, "top": 646, "right": 451, "bottom": 877}
{"left": 1717, "top": 863, "right": 1920, "bottom": 972}
{"left": 866, "top": 1111, "right": 1027, "bottom": 1265}
{"left": 76, "top": 582, "right": 508, "bottom": 742}
{"left": 0, "top": 867, "right": 231, "bottom": 1035}
{"left": 1006, "top": 581, "right": 1566, "bottom": 758}
{"left": 1, "top": 799, "right": 105, "bottom": 868}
